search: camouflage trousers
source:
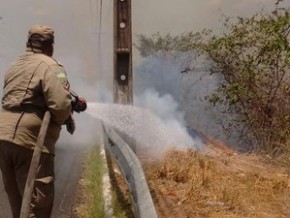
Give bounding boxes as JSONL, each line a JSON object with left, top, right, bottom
{"left": 0, "top": 141, "right": 54, "bottom": 218}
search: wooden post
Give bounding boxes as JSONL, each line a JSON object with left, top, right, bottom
{"left": 20, "top": 111, "right": 51, "bottom": 218}
{"left": 113, "top": 0, "right": 133, "bottom": 104}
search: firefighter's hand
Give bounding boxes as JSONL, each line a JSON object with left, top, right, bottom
{"left": 65, "top": 116, "right": 76, "bottom": 135}
{"left": 72, "top": 97, "right": 87, "bottom": 113}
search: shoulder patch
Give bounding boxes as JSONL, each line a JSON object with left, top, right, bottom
{"left": 62, "top": 80, "right": 70, "bottom": 91}
{"left": 56, "top": 71, "right": 67, "bottom": 79}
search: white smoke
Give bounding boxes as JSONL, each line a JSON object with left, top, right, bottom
{"left": 133, "top": 53, "right": 230, "bottom": 146}
{"left": 134, "top": 88, "right": 197, "bottom": 149}
{"left": 0, "top": 0, "right": 229, "bottom": 151}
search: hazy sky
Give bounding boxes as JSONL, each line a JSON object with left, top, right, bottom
{"left": 0, "top": 0, "right": 286, "bottom": 101}
{"left": 132, "top": 0, "right": 284, "bottom": 34}
{"left": 0, "top": 1, "right": 284, "bottom": 44}
{"left": 0, "top": 0, "right": 287, "bottom": 89}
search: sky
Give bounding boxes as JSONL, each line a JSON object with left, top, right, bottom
{"left": 132, "top": 0, "right": 286, "bottom": 34}
{"left": 0, "top": 0, "right": 285, "bottom": 71}
{"left": 0, "top": 0, "right": 285, "bottom": 77}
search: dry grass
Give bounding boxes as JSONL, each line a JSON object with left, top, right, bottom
{"left": 143, "top": 149, "right": 290, "bottom": 218}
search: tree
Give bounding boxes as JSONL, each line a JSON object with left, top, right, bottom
{"left": 135, "top": 5, "right": 290, "bottom": 153}
{"left": 202, "top": 8, "right": 290, "bottom": 152}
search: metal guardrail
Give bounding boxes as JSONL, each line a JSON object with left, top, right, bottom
{"left": 101, "top": 122, "right": 158, "bottom": 218}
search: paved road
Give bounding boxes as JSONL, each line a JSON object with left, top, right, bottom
{"left": 51, "top": 143, "right": 89, "bottom": 218}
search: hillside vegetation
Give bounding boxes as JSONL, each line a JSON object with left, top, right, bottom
{"left": 78, "top": 2, "right": 290, "bottom": 217}
{"left": 133, "top": 2, "right": 290, "bottom": 217}
{"left": 136, "top": 2, "right": 290, "bottom": 152}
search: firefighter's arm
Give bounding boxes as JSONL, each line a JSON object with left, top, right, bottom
{"left": 41, "top": 64, "right": 72, "bottom": 125}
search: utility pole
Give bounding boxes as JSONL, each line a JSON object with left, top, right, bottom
{"left": 113, "top": 0, "right": 133, "bottom": 104}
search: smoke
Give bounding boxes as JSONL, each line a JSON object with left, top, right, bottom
{"left": 135, "top": 88, "right": 185, "bottom": 126}
{"left": 133, "top": 53, "right": 230, "bottom": 147}
{"left": 134, "top": 88, "right": 201, "bottom": 150}
{"left": 0, "top": 1, "right": 114, "bottom": 149}
{"left": 0, "top": 0, "right": 239, "bottom": 151}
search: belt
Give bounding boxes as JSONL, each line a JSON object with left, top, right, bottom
{"left": 4, "top": 105, "right": 45, "bottom": 118}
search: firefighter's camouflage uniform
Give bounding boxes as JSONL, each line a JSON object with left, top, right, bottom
{"left": 0, "top": 25, "right": 73, "bottom": 218}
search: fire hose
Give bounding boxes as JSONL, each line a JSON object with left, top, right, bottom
{"left": 20, "top": 111, "right": 51, "bottom": 218}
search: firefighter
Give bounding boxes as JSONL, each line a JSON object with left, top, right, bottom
{"left": 0, "top": 24, "right": 87, "bottom": 218}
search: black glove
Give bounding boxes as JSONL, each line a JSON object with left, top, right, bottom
{"left": 72, "top": 96, "right": 87, "bottom": 113}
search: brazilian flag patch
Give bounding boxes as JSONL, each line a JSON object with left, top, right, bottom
{"left": 56, "top": 71, "right": 66, "bottom": 79}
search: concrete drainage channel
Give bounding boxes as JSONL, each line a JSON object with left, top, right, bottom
{"left": 99, "top": 122, "right": 158, "bottom": 218}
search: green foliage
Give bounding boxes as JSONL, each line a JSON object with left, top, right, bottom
{"left": 202, "top": 8, "right": 290, "bottom": 151}
{"left": 135, "top": 3, "right": 290, "bottom": 152}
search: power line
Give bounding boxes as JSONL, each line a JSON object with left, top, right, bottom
{"left": 99, "top": 0, "right": 102, "bottom": 33}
